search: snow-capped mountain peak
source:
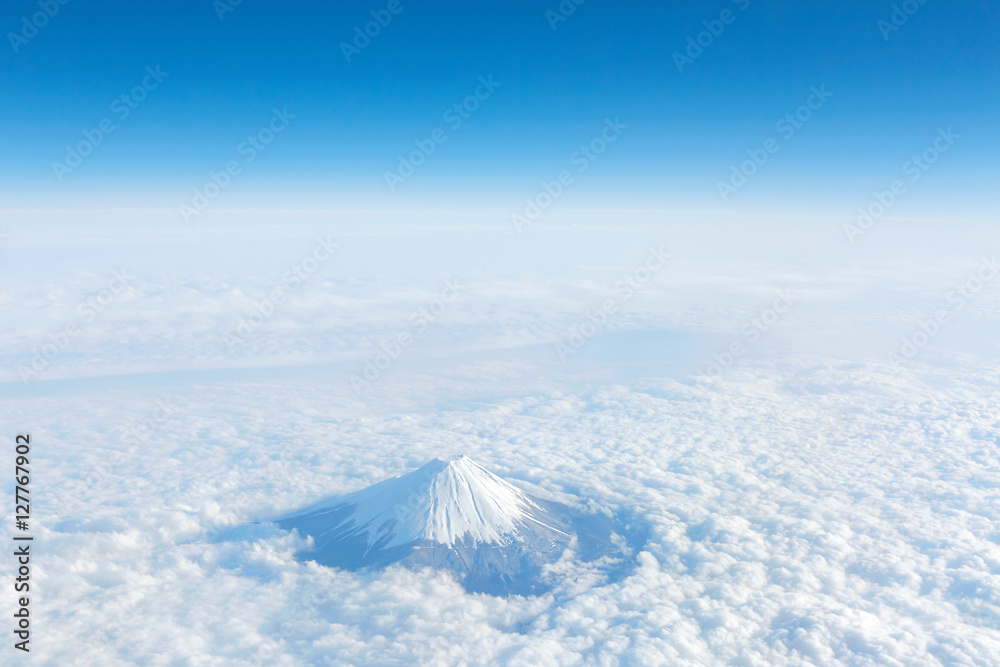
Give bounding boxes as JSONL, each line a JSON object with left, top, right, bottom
{"left": 282, "top": 455, "right": 566, "bottom": 550}
{"left": 274, "top": 456, "right": 643, "bottom": 596}
{"left": 386, "top": 455, "right": 551, "bottom": 546}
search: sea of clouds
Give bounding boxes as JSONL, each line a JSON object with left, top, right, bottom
{"left": 1, "top": 211, "right": 999, "bottom": 664}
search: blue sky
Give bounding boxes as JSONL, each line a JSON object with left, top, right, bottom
{"left": 1, "top": 0, "right": 997, "bottom": 216}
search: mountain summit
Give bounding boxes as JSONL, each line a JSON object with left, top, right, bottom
{"left": 306, "top": 454, "right": 570, "bottom": 549}
{"left": 274, "top": 456, "right": 645, "bottom": 595}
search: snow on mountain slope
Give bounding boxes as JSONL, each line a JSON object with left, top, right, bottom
{"left": 273, "top": 456, "right": 644, "bottom": 595}
{"left": 284, "top": 455, "right": 568, "bottom": 549}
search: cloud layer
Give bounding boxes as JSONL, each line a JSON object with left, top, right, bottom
{"left": 2, "top": 215, "right": 999, "bottom": 664}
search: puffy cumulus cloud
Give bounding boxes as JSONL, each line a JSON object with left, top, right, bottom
{"left": 4, "top": 216, "right": 1000, "bottom": 663}
{"left": 3, "top": 357, "right": 1000, "bottom": 664}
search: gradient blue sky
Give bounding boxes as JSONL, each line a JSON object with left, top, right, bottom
{"left": 1, "top": 0, "right": 997, "bottom": 216}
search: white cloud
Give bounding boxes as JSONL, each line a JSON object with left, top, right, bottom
{"left": 2, "top": 214, "right": 999, "bottom": 663}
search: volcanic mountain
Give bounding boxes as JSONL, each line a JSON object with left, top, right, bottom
{"left": 274, "top": 455, "right": 644, "bottom": 595}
